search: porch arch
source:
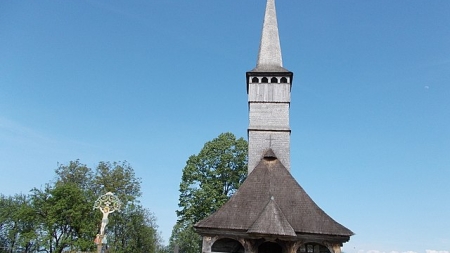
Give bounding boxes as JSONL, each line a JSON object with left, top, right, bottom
{"left": 211, "top": 238, "right": 244, "bottom": 253}
{"left": 297, "top": 243, "right": 330, "bottom": 253}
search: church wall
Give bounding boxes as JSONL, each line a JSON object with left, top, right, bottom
{"left": 248, "top": 82, "right": 291, "bottom": 102}
{"left": 248, "top": 103, "right": 290, "bottom": 130}
{"left": 248, "top": 130, "right": 290, "bottom": 173}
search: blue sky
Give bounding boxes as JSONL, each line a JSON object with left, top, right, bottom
{"left": 1, "top": 1, "right": 449, "bottom": 252}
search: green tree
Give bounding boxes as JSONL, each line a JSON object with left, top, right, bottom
{"left": 171, "top": 132, "right": 248, "bottom": 253}
{"left": 0, "top": 194, "right": 37, "bottom": 253}
{"left": 53, "top": 160, "right": 99, "bottom": 251}
{"left": 31, "top": 182, "right": 95, "bottom": 253}
{"left": 177, "top": 132, "right": 247, "bottom": 224}
{"left": 54, "top": 160, "right": 99, "bottom": 251}
{"left": 0, "top": 160, "right": 162, "bottom": 253}
{"left": 55, "top": 159, "right": 94, "bottom": 191}
{"left": 108, "top": 204, "right": 161, "bottom": 253}
{"left": 168, "top": 221, "right": 201, "bottom": 253}
{"left": 55, "top": 160, "right": 146, "bottom": 251}
{"left": 94, "top": 161, "right": 142, "bottom": 205}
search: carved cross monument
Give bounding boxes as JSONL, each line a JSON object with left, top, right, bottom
{"left": 93, "top": 192, "right": 122, "bottom": 253}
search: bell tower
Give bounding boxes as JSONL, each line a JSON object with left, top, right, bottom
{"left": 246, "top": 0, "right": 293, "bottom": 173}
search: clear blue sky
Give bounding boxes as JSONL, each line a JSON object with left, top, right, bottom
{"left": 1, "top": 1, "right": 449, "bottom": 253}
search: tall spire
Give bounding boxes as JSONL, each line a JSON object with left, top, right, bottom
{"left": 255, "top": 0, "right": 286, "bottom": 72}
{"left": 246, "top": 0, "right": 293, "bottom": 173}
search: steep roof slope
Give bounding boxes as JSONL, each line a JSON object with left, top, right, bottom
{"left": 195, "top": 150, "right": 353, "bottom": 237}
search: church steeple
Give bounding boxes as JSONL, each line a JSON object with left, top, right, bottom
{"left": 246, "top": 0, "right": 293, "bottom": 174}
{"left": 255, "top": 0, "right": 285, "bottom": 71}
{"left": 249, "top": 0, "right": 291, "bottom": 75}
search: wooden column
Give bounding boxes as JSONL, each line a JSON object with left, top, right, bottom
{"left": 202, "top": 236, "right": 213, "bottom": 253}
{"left": 332, "top": 244, "right": 341, "bottom": 253}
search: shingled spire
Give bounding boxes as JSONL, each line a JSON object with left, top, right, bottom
{"left": 255, "top": 0, "right": 284, "bottom": 71}
{"left": 252, "top": 0, "right": 290, "bottom": 73}
{"left": 247, "top": 0, "right": 293, "bottom": 173}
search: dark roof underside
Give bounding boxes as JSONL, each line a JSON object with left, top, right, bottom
{"left": 249, "top": 65, "right": 291, "bottom": 73}
{"left": 195, "top": 150, "right": 353, "bottom": 238}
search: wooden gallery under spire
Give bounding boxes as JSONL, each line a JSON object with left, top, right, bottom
{"left": 194, "top": 1, "right": 353, "bottom": 253}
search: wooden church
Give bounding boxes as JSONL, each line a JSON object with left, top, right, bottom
{"left": 194, "top": 1, "right": 353, "bottom": 253}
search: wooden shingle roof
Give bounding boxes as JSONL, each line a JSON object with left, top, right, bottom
{"left": 252, "top": 0, "right": 289, "bottom": 73}
{"left": 195, "top": 149, "right": 353, "bottom": 239}
{"left": 247, "top": 197, "right": 296, "bottom": 237}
